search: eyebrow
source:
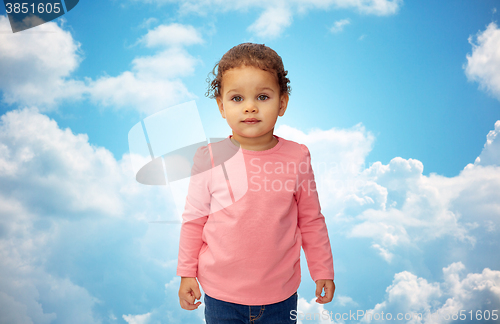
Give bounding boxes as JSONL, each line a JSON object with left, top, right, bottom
{"left": 225, "top": 87, "right": 276, "bottom": 95}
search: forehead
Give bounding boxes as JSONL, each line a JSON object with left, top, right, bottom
{"left": 221, "top": 66, "right": 279, "bottom": 90}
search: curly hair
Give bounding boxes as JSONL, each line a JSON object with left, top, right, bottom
{"left": 206, "top": 43, "right": 291, "bottom": 99}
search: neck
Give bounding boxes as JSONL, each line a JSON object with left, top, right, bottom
{"left": 230, "top": 132, "right": 278, "bottom": 151}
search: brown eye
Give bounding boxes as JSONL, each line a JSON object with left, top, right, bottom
{"left": 232, "top": 96, "right": 243, "bottom": 102}
{"left": 258, "top": 95, "right": 269, "bottom": 100}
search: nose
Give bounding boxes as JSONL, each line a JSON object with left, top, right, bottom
{"left": 244, "top": 101, "right": 258, "bottom": 113}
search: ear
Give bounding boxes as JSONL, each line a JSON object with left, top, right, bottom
{"left": 278, "top": 93, "right": 289, "bottom": 117}
{"left": 216, "top": 97, "right": 225, "bottom": 119}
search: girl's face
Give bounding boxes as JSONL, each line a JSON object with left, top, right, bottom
{"left": 216, "top": 65, "right": 288, "bottom": 146}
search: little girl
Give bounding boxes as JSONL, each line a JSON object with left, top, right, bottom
{"left": 177, "top": 43, "right": 335, "bottom": 323}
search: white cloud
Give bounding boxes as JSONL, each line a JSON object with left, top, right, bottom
{"left": 139, "top": 17, "right": 159, "bottom": 29}
{"left": 361, "top": 270, "right": 441, "bottom": 323}
{"left": 345, "top": 0, "right": 402, "bottom": 15}
{"left": 130, "top": 0, "right": 402, "bottom": 38}
{"left": 371, "top": 243, "right": 394, "bottom": 262}
{"left": 0, "top": 261, "right": 102, "bottom": 324}
{"left": 0, "top": 291, "right": 40, "bottom": 324}
{"left": 352, "top": 122, "right": 500, "bottom": 259}
{"left": 123, "top": 312, "right": 152, "bottom": 324}
{"left": 0, "top": 18, "right": 201, "bottom": 114}
{"left": 278, "top": 120, "right": 500, "bottom": 263}
{"left": 139, "top": 23, "right": 203, "bottom": 48}
{"left": 88, "top": 24, "right": 201, "bottom": 114}
{"left": 296, "top": 297, "right": 338, "bottom": 323}
{"left": 334, "top": 295, "right": 358, "bottom": 307}
{"left": 433, "top": 263, "right": 500, "bottom": 323}
{"left": 465, "top": 22, "right": 500, "bottom": 101}
{"left": 0, "top": 194, "right": 103, "bottom": 323}
{"left": 0, "top": 107, "right": 180, "bottom": 222}
{"left": 330, "top": 19, "right": 350, "bottom": 33}
{"left": 248, "top": 5, "right": 293, "bottom": 38}
{"left": 474, "top": 120, "right": 500, "bottom": 167}
{"left": 0, "top": 107, "right": 180, "bottom": 322}
{"left": 442, "top": 164, "right": 500, "bottom": 232}
{"left": 277, "top": 124, "right": 473, "bottom": 266}
{"left": 345, "top": 155, "right": 494, "bottom": 259}
{"left": 0, "top": 15, "right": 85, "bottom": 109}
{"left": 362, "top": 262, "right": 500, "bottom": 324}
{"left": 132, "top": 47, "right": 199, "bottom": 80}
{"left": 0, "top": 107, "right": 123, "bottom": 216}
{"left": 276, "top": 123, "right": 375, "bottom": 212}
{"left": 87, "top": 70, "right": 195, "bottom": 115}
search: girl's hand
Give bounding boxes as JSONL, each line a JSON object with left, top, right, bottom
{"left": 315, "top": 279, "right": 335, "bottom": 304}
{"left": 179, "top": 277, "right": 202, "bottom": 310}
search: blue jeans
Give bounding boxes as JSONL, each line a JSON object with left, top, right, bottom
{"left": 204, "top": 292, "right": 298, "bottom": 324}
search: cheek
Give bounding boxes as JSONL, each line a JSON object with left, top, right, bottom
{"left": 224, "top": 111, "right": 238, "bottom": 122}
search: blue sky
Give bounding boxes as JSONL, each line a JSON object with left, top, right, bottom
{"left": 1, "top": 0, "right": 500, "bottom": 323}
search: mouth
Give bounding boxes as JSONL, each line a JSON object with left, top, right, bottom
{"left": 242, "top": 118, "right": 260, "bottom": 124}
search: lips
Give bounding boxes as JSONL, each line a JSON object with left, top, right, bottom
{"left": 243, "top": 118, "right": 260, "bottom": 123}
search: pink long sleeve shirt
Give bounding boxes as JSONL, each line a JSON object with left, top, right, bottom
{"left": 176, "top": 135, "right": 334, "bottom": 305}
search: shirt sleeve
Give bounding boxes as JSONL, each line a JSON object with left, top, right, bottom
{"left": 295, "top": 144, "right": 335, "bottom": 282}
{"left": 176, "top": 146, "right": 212, "bottom": 278}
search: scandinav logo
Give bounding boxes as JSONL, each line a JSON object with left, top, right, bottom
{"left": 3, "top": 0, "right": 79, "bottom": 33}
